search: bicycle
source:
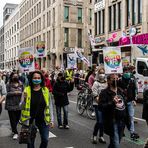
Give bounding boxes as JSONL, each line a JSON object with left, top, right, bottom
{"left": 76, "top": 82, "right": 95, "bottom": 120}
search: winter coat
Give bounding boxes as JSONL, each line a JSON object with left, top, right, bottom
{"left": 5, "top": 82, "right": 24, "bottom": 110}
{"left": 91, "top": 80, "right": 107, "bottom": 105}
{"left": 142, "top": 87, "right": 148, "bottom": 121}
{"left": 98, "top": 87, "right": 129, "bottom": 136}
{"left": 53, "top": 80, "right": 74, "bottom": 106}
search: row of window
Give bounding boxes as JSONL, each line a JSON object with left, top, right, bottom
{"left": 64, "top": 6, "right": 85, "bottom": 23}
{"left": 5, "top": 34, "right": 19, "bottom": 49}
{"left": 5, "top": 46, "right": 18, "bottom": 60}
{"left": 5, "top": 22, "right": 19, "bottom": 39}
{"left": 20, "top": 2, "right": 41, "bottom": 28}
{"left": 95, "top": 0, "right": 142, "bottom": 35}
{"left": 20, "top": 18, "right": 41, "bottom": 41}
{"left": 64, "top": 28, "right": 82, "bottom": 48}
{"left": 0, "top": 55, "right": 4, "bottom": 62}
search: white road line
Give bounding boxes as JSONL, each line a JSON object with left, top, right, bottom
{"left": 49, "top": 131, "right": 56, "bottom": 138}
{"left": 69, "top": 100, "right": 146, "bottom": 123}
{"left": 69, "top": 100, "right": 77, "bottom": 104}
{"left": 134, "top": 117, "right": 146, "bottom": 122}
{"left": 65, "top": 147, "right": 74, "bottom": 148}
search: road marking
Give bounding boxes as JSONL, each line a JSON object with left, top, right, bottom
{"left": 69, "top": 100, "right": 77, "bottom": 104}
{"left": 134, "top": 117, "right": 146, "bottom": 122}
{"left": 49, "top": 131, "right": 56, "bottom": 138}
{"left": 65, "top": 147, "right": 74, "bottom": 148}
{"left": 69, "top": 100, "right": 146, "bottom": 123}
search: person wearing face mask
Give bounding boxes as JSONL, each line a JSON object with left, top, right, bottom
{"left": 53, "top": 72, "right": 74, "bottom": 129}
{"left": 19, "top": 71, "right": 54, "bottom": 148}
{"left": 5, "top": 72, "right": 23, "bottom": 140}
{"left": 91, "top": 67, "right": 107, "bottom": 144}
{"left": 118, "top": 67, "right": 139, "bottom": 140}
{"left": 98, "top": 74, "right": 128, "bottom": 148}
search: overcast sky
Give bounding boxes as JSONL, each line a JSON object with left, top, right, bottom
{"left": 0, "top": 0, "right": 22, "bottom": 27}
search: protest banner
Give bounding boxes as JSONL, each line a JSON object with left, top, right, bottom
{"left": 36, "top": 41, "right": 46, "bottom": 57}
{"left": 18, "top": 47, "right": 35, "bottom": 72}
{"left": 103, "top": 47, "right": 123, "bottom": 74}
{"left": 67, "top": 53, "right": 77, "bottom": 69}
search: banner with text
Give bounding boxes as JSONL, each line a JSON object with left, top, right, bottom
{"left": 103, "top": 47, "right": 123, "bottom": 74}
{"left": 18, "top": 47, "right": 35, "bottom": 72}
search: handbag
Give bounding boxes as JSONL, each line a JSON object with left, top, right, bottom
{"left": 19, "top": 124, "right": 37, "bottom": 144}
{"left": 19, "top": 91, "right": 42, "bottom": 144}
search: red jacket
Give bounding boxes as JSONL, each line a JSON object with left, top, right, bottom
{"left": 44, "top": 77, "right": 53, "bottom": 92}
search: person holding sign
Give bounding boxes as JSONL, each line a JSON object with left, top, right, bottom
{"left": 98, "top": 74, "right": 129, "bottom": 148}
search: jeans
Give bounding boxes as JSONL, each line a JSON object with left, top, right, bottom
{"left": 0, "top": 103, "right": 2, "bottom": 115}
{"left": 27, "top": 122, "right": 49, "bottom": 148}
{"left": 56, "top": 105, "right": 68, "bottom": 126}
{"left": 108, "top": 121, "right": 125, "bottom": 148}
{"left": 8, "top": 110, "right": 21, "bottom": 134}
{"left": 127, "top": 101, "right": 135, "bottom": 133}
{"left": 93, "top": 105, "right": 104, "bottom": 137}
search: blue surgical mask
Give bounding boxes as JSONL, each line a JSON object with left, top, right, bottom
{"left": 32, "top": 79, "right": 42, "bottom": 85}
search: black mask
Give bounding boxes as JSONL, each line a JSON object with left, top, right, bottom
{"left": 13, "top": 77, "right": 19, "bottom": 82}
{"left": 111, "top": 80, "right": 116, "bottom": 88}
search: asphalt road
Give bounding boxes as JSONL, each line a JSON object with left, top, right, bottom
{"left": 0, "top": 88, "right": 147, "bottom": 148}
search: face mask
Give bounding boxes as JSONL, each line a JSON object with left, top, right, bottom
{"left": 98, "top": 74, "right": 105, "bottom": 80}
{"left": 32, "top": 79, "right": 42, "bottom": 85}
{"left": 13, "top": 77, "right": 19, "bottom": 82}
{"left": 123, "top": 73, "right": 131, "bottom": 79}
{"left": 60, "top": 77, "right": 65, "bottom": 81}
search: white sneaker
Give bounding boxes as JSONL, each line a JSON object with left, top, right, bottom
{"left": 13, "top": 134, "right": 18, "bottom": 140}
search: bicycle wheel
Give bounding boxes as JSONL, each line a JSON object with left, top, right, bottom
{"left": 86, "top": 97, "right": 95, "bottom": 120}
{"left": 76, "top": 94, "right": 85, "bottom": 115}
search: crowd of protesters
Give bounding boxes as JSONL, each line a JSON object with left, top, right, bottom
{"left": 0, "top": 65, "right": 147, "bottom": 148}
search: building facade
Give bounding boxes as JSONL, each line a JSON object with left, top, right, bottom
{"left": 0, "top": 26, "right": 4, "bottom": 69}
{"left": 93, "top": 0, "right": 148, "bottom": 65}
{"left": 4, "top": 5, "right": 20, "bottom": 70}
{"left": 19, "top": 0, "right": 94, "bottom": 70}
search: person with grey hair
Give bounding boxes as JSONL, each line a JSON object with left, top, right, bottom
{"left": 0, "top": 72, "right": 7, "bottom": 115}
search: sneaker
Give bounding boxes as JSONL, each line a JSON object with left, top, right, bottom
{"left": 99, "top": 137, "right": 106, "bottom": 144}
{"left": 64, "top": 125, "right": 69, "bottom": 129}
{"left": 131, "top": 133, "right": 139, "bottom": 140}
{"left": 91, "top": 136, "right": 97, "bottom": 144}
{"left": 58, "top": 125, "right": 63, "bottom": 129}
{"left": 13, "top": 134, "right": 18, "bottom": 140}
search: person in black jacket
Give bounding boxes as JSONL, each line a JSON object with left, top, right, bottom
{"left": 53, "top": 72, "right": 74, "bottom": 129}
{"left": 118, "top": 67, "right": 139, "bottom": 140}
{"left": 99, "top": 74, "right": 128, "bottom": 148}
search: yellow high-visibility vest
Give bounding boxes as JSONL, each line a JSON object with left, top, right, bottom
{"left": 66, "top": 70, "right": 73, "bottom": 81}
{"left": 20, "top": 86, "right": 51, "bottom": 126}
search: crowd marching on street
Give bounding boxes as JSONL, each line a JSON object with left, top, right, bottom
{"left": 0, "top": 64, "right": 148, "bottom": 148}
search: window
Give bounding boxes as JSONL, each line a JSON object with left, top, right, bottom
{"left": 78, "top": 8, "right": 82, "bottom": 23}
{"left": 47, "top": 31, "right": 51, "bottom": 50}
{"left": 132, "top": 0, "right": 136, "bottom": 25}
{"left": 64, "top": 6, "right": 69, "bottom": 22}
{"left": 53, "top": 8, "right": 55, "bottom": 24}
{"left": 47, "top": 0, "right": 51, "bottom": 7}
{"left": 118, "top": 2, "right": 121, "bottom": 29}
{"left": 89, "top": 9, "right": 92, "bottom": 24}
{"left": 43, "top": 15, "right": 45, "bottom": 29}
{"left": 102, "top": 10, "right": 105, "bottom": 33}
{"left": 137, "top": 61, "right": 148, "bottom": 75}
{"left": 43, "top": 0, "right": 45, "bottom": 11}
{"left": 113, "top": 4, "right": 116, "bottom": 30}
{"left": 95, "top": 13, "right": 97, "bottom": 35}
{"left": 64, "top": 28, "right": 69, "bottom": 47}
{"left": 109, "top": 6, "right": 112, "bottom": 31}
{"left": 98, "top": 11, "right": 101, "bottom": 34}
{"left": 138, "top": 0, "right": 142, "bottom": 23}
{"left": 126, "top": 0, "right": 131, "bottom": 26}
{"left": 78, "top": 29, "right": 82, "bottom": 48}
{"left": 53, "top": 29, "right": 55, "bottom": 48}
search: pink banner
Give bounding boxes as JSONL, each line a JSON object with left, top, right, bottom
{"left": 119, "top": 33, "right": 148, "bottom": 46}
